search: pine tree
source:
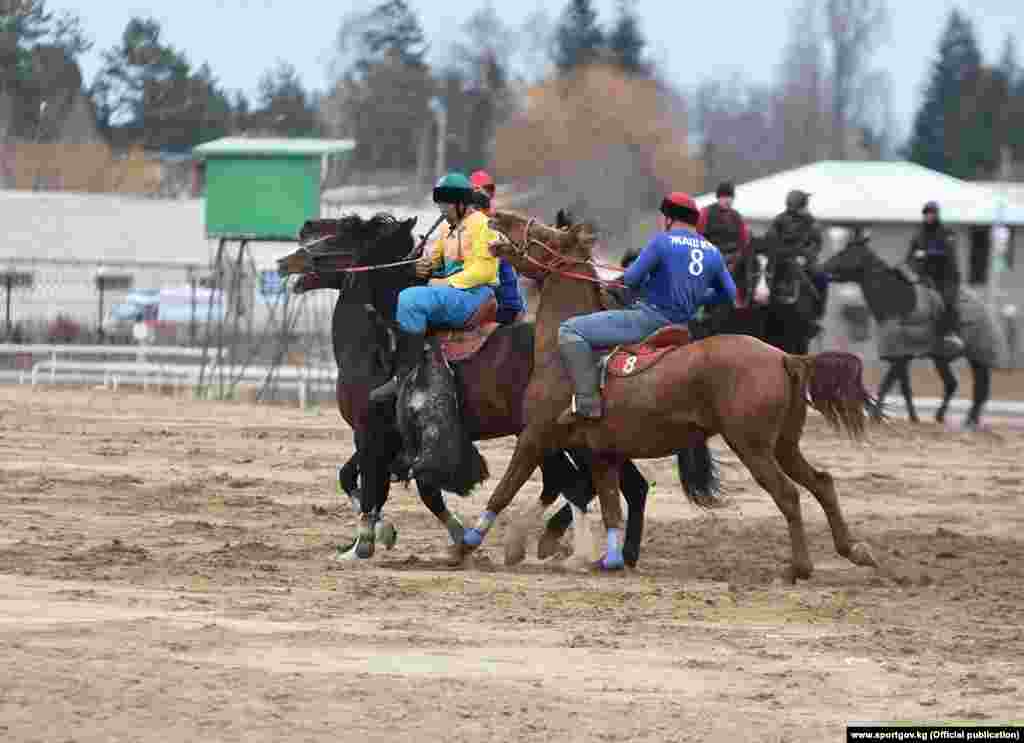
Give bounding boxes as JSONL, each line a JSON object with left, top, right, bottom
{"left": 906, "top": 9, "right": 982, "bottom": 175}
{"left": 553, "top": 0, "right": 604, "bottom": 73}
{"left": 608, "top": 0, "right": 648, "bottom": 75}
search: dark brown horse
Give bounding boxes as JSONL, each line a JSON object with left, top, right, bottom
{"left": 457, "top": 211, "right": 883, "bottom": 583}
{"left": 277, "top": 214, "right": 652, "bottom": 566}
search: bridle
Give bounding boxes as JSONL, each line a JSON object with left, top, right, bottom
{"left": 496, "top": 217, "right": 627, "bottom": 289}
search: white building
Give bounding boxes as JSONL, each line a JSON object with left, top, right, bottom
{"left": 696, "top": 161, "right": 1024, "bottom": 365}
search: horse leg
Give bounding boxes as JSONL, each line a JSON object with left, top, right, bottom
{"left": 505, "top": 451, "right": 580, "bottom": 566}
{"left": 775, "top": 439, "right": 877, "bottom": 569}
{"left": 337, "top": 452, "right": 361, "bottom": 511}
{"left": 460, "top": 436, "right": 545, "bottom": 556}
{"left": 931, "top": 357, "right": 958, "bottom": 424}
{"left": 896, "top": 358, "right": 919, "bottom": 423}
{"left": 591, "top": 458, "right": 626, "bottom": 571}
{"left": 730, "top": 438, "right": 813, "bottom": 583}
{"left": 965, "top": 361, "right": 991, "bottom": 428}
{"left": 350, "top": 411, "right": 402, "bottom": 560}
{"left": 877, "top": 361, "right": 899, "bottom": 408}
{"left": 413, "top": 481, "right": 466, "bottom": 564}
{"left": 620, "top": 460, "right": 649, "bottom": 568}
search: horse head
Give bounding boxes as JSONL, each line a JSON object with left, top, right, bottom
{"left": 747, "top": 237, "right": 776, "bottom": 306}
{"left": 821, "top": 231, "right": 872, "bottom": 285}
{"left": 489, "top": 210, "right": 597, "bottom": 282}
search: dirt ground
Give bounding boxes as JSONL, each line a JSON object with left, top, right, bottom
{"left": 0, "top": 387, "right": 1022, "bottom": 742}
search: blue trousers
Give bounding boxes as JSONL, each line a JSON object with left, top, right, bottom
{"left": 559, "top": 303, "right": 672, "bottom": 349}
{"left": 396, "top": 284, "right": 494, "bottom": 334}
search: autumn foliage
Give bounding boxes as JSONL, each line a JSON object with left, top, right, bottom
{"left": 494, "top": 64, "right": 702, "bottom": 195}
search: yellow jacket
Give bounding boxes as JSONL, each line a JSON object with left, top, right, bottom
{"left": 426, "top": 210, "right": 499, "bottom": 289}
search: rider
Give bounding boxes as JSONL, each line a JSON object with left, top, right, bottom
{"left": 471, "top": 170, "right": 526, "bottom": 324}
{"left": 556, "top": 192, "right": 737, "bottom": 422}
{"left": 906, "top": 200, "right": 963, "bottom": 352}
{"left": 766, "top": 189, "right": 829, "bottom": 331}
{"left": 697, "top": 181, "right": 751, "bottom": 274}
{"left": 369, "top": 172, "right": 499, "bottom": 402}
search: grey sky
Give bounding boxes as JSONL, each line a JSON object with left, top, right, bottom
{"left": 54, "top": 1, "right": 1023, "bottom": 144}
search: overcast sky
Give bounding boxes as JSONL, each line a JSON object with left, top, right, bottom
{"left": 55, "top": 0, "right": 1023, "bottom": 144}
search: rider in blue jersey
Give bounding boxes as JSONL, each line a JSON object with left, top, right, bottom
{"left": 557, "top": 191, "right": 737, "bottom": 422}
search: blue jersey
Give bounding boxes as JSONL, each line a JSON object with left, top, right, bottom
{"left": 494, "top": 259, "right": 525, "bottom": 314}
{"left": 622, "top": 229, "right": 736, "bottom": 324}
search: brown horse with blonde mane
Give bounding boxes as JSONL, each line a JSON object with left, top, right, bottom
{"left": 457, "top": 211, "right": 883, "bottom": 583}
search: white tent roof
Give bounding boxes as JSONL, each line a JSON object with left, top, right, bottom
{"left": 696, "top": 160, "right": 1024, "bottom": 226}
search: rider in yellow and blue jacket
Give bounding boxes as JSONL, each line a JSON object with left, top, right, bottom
{"left": 370, "top": 172, "right": 499, "bottom": 402}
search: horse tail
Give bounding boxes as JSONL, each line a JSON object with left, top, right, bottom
{"left": 675, "top": 440, "right": 723, "bottom": 510}
{"left": 784, "top": 351, "right": 882, "bottom": 440}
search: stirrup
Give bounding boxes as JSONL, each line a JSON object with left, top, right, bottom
{"left": 556, "top": 394, "right": 602, "bottom": 425}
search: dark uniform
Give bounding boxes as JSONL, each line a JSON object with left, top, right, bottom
{"left": 906, "top": 200, "right": 961, "bottom": 341}
{"left": 697, "top": 182, "right": 751, "bottom": 271}
{"left": 766, "top": 189, "right": 828, "bottom": 323}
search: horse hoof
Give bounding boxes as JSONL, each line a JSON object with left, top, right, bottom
{"left": 355, "top": 537, "right": 375, "bottom": 560}
{"left": 537, "top": 529, "right": 563, "bottom": 560}
{"left": 444, "top": 543, "right": 466, "bottom": 567}
{"left": 505, "top": 539, "right": 527, "bottom": 566}
{"left": 334, "top": 537, "right": 362, "bottom": 562}
{"left": 782, "top": 565, "right": 812, "bottom": 584}
{"left": 590, "top": 554, "right": 625, "bottom": 573}
{"left": 375, "top": 521, "right": 398, "bottom": 550}
{"left": 849, "top": 541, "right": 878, "bottom": 568}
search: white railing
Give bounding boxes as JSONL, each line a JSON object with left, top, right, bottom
{"left": 0, "top": 343, "right": 337, "bottom": 406}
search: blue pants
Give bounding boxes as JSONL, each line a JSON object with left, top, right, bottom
{"left": 396, "top": 285, "right": 494, "bottom": 334}
{"left": 559, "top": 303, "right": 672, "bottom": 349}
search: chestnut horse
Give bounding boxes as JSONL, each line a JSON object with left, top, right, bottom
{"left": 458, "top": 212, "right": 882, "bottom": 582}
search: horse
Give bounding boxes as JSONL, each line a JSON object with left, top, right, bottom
{"left": 457, "top": 211, "right": 883, "bottom": 584}
{"left": 822, "top": 232, "right": 1003, "bottom": 428}
{"left": 734, "top": 236, "right": 822, "bottom": 355}
{"left": 277, "top": 213, "right": 654, "bottom": 567}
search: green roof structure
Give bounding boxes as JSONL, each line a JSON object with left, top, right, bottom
{"left": 193, "top": 137, "right": 356, "bottom": 241}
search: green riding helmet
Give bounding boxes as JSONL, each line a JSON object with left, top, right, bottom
{"left": 433, "top": 172, "right": 475, "bottom": 205}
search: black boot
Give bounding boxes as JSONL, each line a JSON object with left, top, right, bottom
{"left": 369, "top": 330, "right": 425, "bottom": 403}
{"left": 556, "top": 339, "right": 603, "bottom": 424}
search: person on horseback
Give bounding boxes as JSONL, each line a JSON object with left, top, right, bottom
{"left": 766, "top": 189, "right": 829, "bottom": 332}
{"left": 697, "top": 181, "right": 751, "bottom": 274}
{"left": 369, "top": 172, "right": 500, "bottom": 403}
{"left": 556, "top": 192, "right": 737, "bottom": 422}
{"left": 471, "top": 170, "right": 526, "bottom": 325}
{"left": 906, "top": 201, "right": 963, "bottom": 353}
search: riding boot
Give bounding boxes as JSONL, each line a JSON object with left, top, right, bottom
{"left": 369, "top": 329, "right": 426, "bottom": 403}
{"left": 556, "top": 338, "right": 603, "bottom": 424}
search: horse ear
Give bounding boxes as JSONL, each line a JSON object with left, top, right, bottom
{"left": 403, "top": 217, "right": 417, "bottom": 232}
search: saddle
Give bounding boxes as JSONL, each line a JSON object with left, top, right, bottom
{"left": 427, "top": 296, "right": 501, "bottom": 363}
{"left": 598, "top": 324, "right": 692, "bottom": 386}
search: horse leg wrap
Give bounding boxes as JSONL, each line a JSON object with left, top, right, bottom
{"left": 355, "top": 512, "right": 377, "bottom": 559}
{"left": 601, "top": 527, "right": 625, "bottom": 571}
{"left": 464, "top": 510, "right": 496, "bottom": 547}
{"left": 444, "top": 512, "right": 464, "bottom": 545}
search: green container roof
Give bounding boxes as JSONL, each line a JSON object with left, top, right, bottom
{"left": 193, "top": 137, "right": 356, "bottom": 159}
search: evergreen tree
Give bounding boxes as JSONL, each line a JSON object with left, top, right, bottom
{"left": 554, "top": 0, "right": 604, "bottom": 73}
{"left": 608, "top": 0, "right": 648, "bottom": 75}
{"left": 358, "top": 0, "right": 428, "bottom": 70}
{"left": 906, "top": 9, "right": 982, "bottom": 175}
{"left": 93, "top": 17, "right": 232, "bottom": 149}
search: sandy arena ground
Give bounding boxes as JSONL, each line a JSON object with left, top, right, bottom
{"left": 0, "top": 386, "right": 1022, "bottom": 742}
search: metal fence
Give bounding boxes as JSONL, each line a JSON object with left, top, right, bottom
{"left": 0, "top": 253, "right": 338, "bottom": 402}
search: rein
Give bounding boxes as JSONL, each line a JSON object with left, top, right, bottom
{"left": 297, "top": 213, "right": 447, "bottom": 276}
{"left": 512, "top": 218, "right": 627, "bottom": 290}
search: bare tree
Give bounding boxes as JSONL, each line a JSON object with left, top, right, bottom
{"left": 775, "top": 0, "right": 831, "bottom": 166}
{"left": 824, "top": 0, "right": 889, "bottom": 159}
